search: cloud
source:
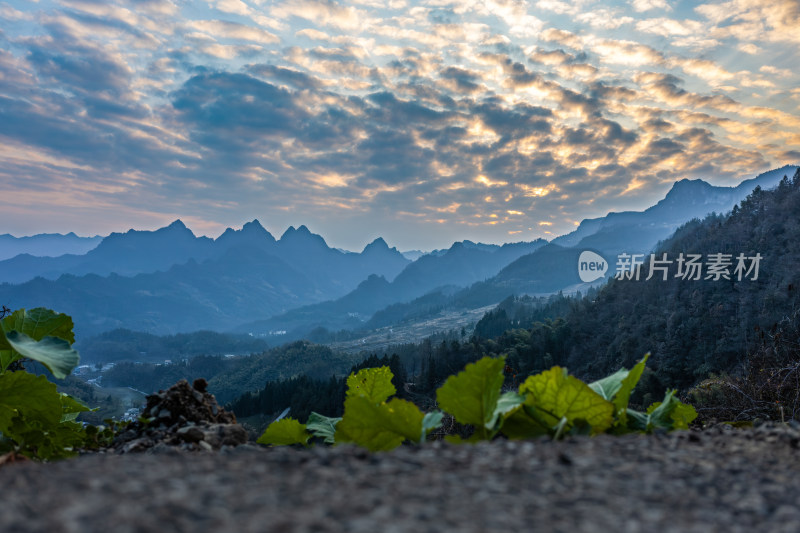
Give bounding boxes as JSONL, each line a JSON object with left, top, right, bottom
{"left": 25, "top": 37, "right": 133, "bottom": 96}
{"left": 696, "top": 0, "right": 800, "bottom": 43}
{"left": 631, "top": 0, "right": 672, "bottom": 13}
{"left": 247, "top": 63, "right": 323, "bottom": 89}
{"left": 576, "top": 9, "right": 634, "bottom": 30}
{"left": 591, "top": 39, "right": 665, "bottom": 67}
{"left": 188, "top": 20, "right": 280, "bottom": 44}
{"left": 213, "top": 0, "right": 253, "bottom": 16}
{"left": 270, "top": 0, "right": 367, "bottom": 31}
{"left": 0, "top": 0, "right": 797, "bottom": 249}
{"left": 539, "top": 28, "right": 584, "bottom": 50}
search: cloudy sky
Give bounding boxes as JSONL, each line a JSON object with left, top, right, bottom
{"left": 1, "top": 0, "right": 798, "bottom": 250}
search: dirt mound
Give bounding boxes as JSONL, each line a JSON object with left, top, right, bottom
{"left": 110, "top": 378, "right": 247, "bottom": 454}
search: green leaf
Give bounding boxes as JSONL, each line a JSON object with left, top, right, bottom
{"left": 646, "top": 391, "right": 677, "bottom": 430}
{"left": 1, "top": 308, "right": 75, "bottom": 344}
{"left": 588, "top": 368, "right": 628, "bottom": 401}
{"left": 612, "top": 354, "right": 649, "bottom": 425}
{"left": 257, "top": 418, "right": 311, "bottom": 446}
{"left": 500, "top": 406, "right": 550, "bottom": 440}
{"left": 0, "top": 371, "right": 62, "bottom": 428}
{"left": 420, "top": 411, "right": 443, "bottom": 442}
{"left": 489, "top": 390, "right": 525, "bottom": 430}
{"left": 60, "top": 394, "right": 91, "bottom": 423}
{"left": 306, "top": 412, "right": 341, "bottom": 445}
{"left": 646, "top": 390, "right": 697, "bottom": 430}
{"left": 519, "top": 367, "right": 614, "bottom": 435}
{"left": 346, "top": 366, "right": 396, "bottom": 403}
{"left": 4, "top": 331, "right": 80, "bottom": 379}
{"left": 589, "top": 353, "right": 649, "bottom": 427}
{"left": 436, "top": 356, "right": 506, "bottom": 437}
{"left": 669, "top": 402, "right": 698, "bottom": 430}
{"left": 625, "top": 408, "right": 649, "bottom": 432}
{"left": 334, "top": 396, "right": 424, "bottom": 452}
{"left": 628, "top": 390, "right": 698, "bottom": 433}
{"left": 0, "top": 370, "right": 87, "bottom": 460}
{"left": 0, "top": 349, "right": 19, "bottom": 374}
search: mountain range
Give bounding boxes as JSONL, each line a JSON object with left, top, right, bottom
{"left": 0, "top": 232, "right": 102, "bottom": 261}
{"left": 0, "top": 165, "right": 796, "bottom": 341}
{"left": 238, "top": 165, "right": 798, "bottom": 339}
{"left": 0, "top": 220, "right": 410, "bottom": 336}
{"left": 0, "top": 219, "right": 410, "bottom": 288}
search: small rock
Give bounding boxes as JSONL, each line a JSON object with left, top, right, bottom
{"left": 119, "top": 438, "right": 152, "bottom": 454}
{"left": 200, "top": 424, "right": 248, "bottom": 449}
{"left": 193, "top": 378, "right": 208, "bottom": 392}
{"left": 176, "top": 426, "right": 205, "bottom": 443}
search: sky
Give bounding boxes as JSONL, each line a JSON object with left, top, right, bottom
{"left": 0, "top": 0, "right": 798, "bottom": 251}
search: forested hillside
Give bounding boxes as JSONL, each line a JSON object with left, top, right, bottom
{"left": 77, "top": 329, "right": 270, "bottom": 363}
{"left": 550, "top": 170, "right": 800, "bottom": 390}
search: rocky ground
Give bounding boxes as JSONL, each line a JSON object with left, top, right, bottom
{"left": 2, "top": 379, "right": 800, "bottom": 532}
{"left": 2, "top": 421, "right": 800, "bottom": 532}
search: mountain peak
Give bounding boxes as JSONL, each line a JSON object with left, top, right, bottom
{"left": 165, "top": 219, "right": 190, "bottom": 232}
{"left": 149, "top": 219, "right": 196, "bottom": 238}
{"left": 362, "top": 237, "right": 389, "bottom": 253}
{"left": 668, "top": 178, "right": 715, "bottom": 195}
{"left": 280, "top": 226, "right": 297, "bottom": 240}
{"left": 241, "top": 219, "right": 274, "bottom": 240}
{"left": 215, "top": 219, "right": 276, "bottom": 247}
{"left": 279, "top": 224, "right": 329, "bottom": 248}
{"left": 243, "top": 219, "right": 264, "bottom": 230}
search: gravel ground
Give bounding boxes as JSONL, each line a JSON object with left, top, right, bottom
{"left": 2, "top": 423, "right": 800, "bottom": 533}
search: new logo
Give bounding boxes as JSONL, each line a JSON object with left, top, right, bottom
{"left": 578, "top": 250, "right": 608, "bottom": 282}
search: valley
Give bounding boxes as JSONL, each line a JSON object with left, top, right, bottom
{"left": 326, "top": 304, "right": 495, "bottom": 354}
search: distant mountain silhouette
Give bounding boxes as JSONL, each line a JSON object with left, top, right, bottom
{"left": 236, "top": 239, "right": 548, "bottom": 336}
{"left": 0, "top": 219, "right": 409, "bottom": 289}
{"left": 0, "top": 232, "right": 102, "bottom": 261}
{"left": 0, "top": 220, "right": 214, "bottom": 284}
{"left": 0, "top": 220, "right": 410, "bottom": 336}
{"left": 553, "top": 165, "right": 798, "bottom": 254}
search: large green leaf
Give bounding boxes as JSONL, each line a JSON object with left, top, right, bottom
{"left": 0, "top": 371, "right": 62, "bottom": 430}
{"left": 346, "top": 366, "right": 396, "bottom": 403}
{"left": 519, "top": 367, "right": 614, "bottom": 435}
{"left": 1, "top": 308, "right": 75, "bottom": 344}
{"left": 334, "top": 396, "right": 424, "bottom": 452}
{"left": 4, "top": 331, "right": 80, "bottom": 379}
{"left": 306, "top": 412, "right": 341, "bottom": 444}
{"left": 436, "top": 356, "right": 506, "bottom": 436}
{"left": 0, "top": 308, "right": 79, "bottom": 377}
{"left": 257, "top": 418, "right": 311, "bottom": 446}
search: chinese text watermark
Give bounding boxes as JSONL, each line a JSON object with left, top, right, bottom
{"left": 614, "top": 252, "right": 762, "bottom": 281}
{"left": 577, "top": 251, "right": 762, "bottom": 282}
